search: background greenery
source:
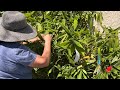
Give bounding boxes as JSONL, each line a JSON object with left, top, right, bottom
{"left": 1, "top": 11, "right": 120, "bottom": 79}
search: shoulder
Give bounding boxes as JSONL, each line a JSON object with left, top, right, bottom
{"left": 0, "top": 42, "right": 37, "bottom": 66}
{"left": 0, "top": 42, "right": 31, "bottom": 54}
{"left": 0, "top": 41, "right": 37, "bottom": 60}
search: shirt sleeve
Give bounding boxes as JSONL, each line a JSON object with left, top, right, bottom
{"left": 14, "top": 44, "right": 37, "bottom": 66}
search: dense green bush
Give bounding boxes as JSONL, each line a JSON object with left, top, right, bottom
{"left": 23, "top": 11, "right": 120, "bottom": 79}
{"left": 2, "top": 11, "right": 120, "bottom": 79}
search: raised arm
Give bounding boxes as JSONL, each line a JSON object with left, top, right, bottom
{"left": 29, "top": 34, "right": 52, "bottom": 68}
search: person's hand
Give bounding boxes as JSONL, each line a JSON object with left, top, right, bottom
{"left": 27, "top": 37, "right": 40, "bottom": 43}
{"left": 27, "top": 34, "right": 52, "bottom": 43}
{"left": 41, "top": 34, "right": 52, "bottom": 42}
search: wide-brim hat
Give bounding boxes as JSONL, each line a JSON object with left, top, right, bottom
{"left": 0, "top": 11, "right": 37, "bottom": 42}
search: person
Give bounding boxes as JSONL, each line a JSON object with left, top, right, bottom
{"left": 0, "top": 11, "right": 52, "bottom": 79}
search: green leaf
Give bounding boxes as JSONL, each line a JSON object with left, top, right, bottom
{"left": 66, "top": 54, "right": 75, "bottom": 65}
{"left": 57, "top": 33, "right": 66, "bottom": 40}
{"left": 54, "top": 65, "right": 61, "bottom": 71}
{"left": 82, "top": 69, "right": 87, "bottom": 75}
{"left": 62, "top": 19, "right": 66, "bottom": 26}
{"left": 67, "top": 49, "right": 72, "bottom": 57}
{"left": 77, "top": 65, "right": 82, "bottom": 69}
{"left": 34, "top": 68, "right": 39, "bottom": 72}
{"left": 112, "top": 56, "right": 119, "bottom": 63}
{"left": 71, "top": 69, "right": 76, "bottom": 75}
{"left": 73, "top": 40, "right": 84, "bottom": 49}
{"left": 59, "top": 41, "right": 70, "bottom": 49}
{"left": 110, "top": 73, "right": 116, "bottom": 79}
{"left": 48, "top": 68, "right": 53, "bottom": 76}
{"left": 46, "top": 11, "right": 50, "bottom": 15}
{"left": 73, "top": 69, "right": 81, "bottom": 77}
{"left": 98, "top": 12, "right": 103, "bottom": 25}
{"left": 109, "top": 48, "right": 113, "bottom": 52}
{"left": 60, "top": 34, "right": 67, "bottom": 43}
{"left": 36, "top": 23, "right": 43, "bottom": 32}
{"left": 68, "top": 76, "right": 75, "bottom": 79}
{"left": 88, "top": 16, "right": 93, "bottom": 30}
{"left": 86, "top": 60, "right": 96, "bottom": 64}
{"left": 77, "top": 70, "right": 82, "bottom": 79}
{"left": 57, "top": 73, "right": 62, "bottom": 78}
{"left": 60, "top": 23, "right": 73, "bottom": 37}
{"left": 73, "top": 18, "right": 78, "bottom": 30}
{"left": 104, "top": 72, "right": 108, "bottom": 79}
{"left": 78, "top": 40, "right": 87, "bottom": 45}
{"left": 75, "top": 45, "right": 85, "bottom": 56}
{"left": 67, "top": 44, "right": 75, "bottom": 57}
{"left": 82, "top": 73, "right": 87, "bottom": 79}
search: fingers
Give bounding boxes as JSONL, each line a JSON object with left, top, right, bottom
{"left": 27, "top": 37, "right": 40, "bottom": 43}
{"left": 40, "top": 34, "right": 45, "bottom": 37}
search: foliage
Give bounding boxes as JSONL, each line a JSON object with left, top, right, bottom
{"left": 5, "top": 11, "right": 120, "bottom": 79}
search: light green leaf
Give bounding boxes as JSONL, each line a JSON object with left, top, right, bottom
{"left": 112, "top": 56, "right": 119, "bottom": 63}
{"left": 37, "top": 23, "right": 43, "bottom": 32}
{"left": 71, "top": 69, "right": 76, "bottom": 75}
{"left": 77, "top": 65, "right": 82, "bottom": 69}
{"left": 82, "top": 69, "right": 87, "bottom": 75}
{"left": 73, "top": 69, "right": 80, "bottom": 77}
{"left": 34, "top": 68, "right": 39, "bottom": 72}
{"left": 86, "top": 60, "right": 96, "bottom": 64}
{"left": 62, "top": 19, "right": 66, "bottom": 26}
{"left": 57, "top": 73, "right": 62, "bottom": 78}
{"left": 73, "top": 19, "right": 78, "bottom": 30}
{"left": 46, "top": 11, "right": 50, "bottom": 15}
{"left": 78, "top": 40, "right": 87, "bottom": 45}
{"left": 59, "top": 41, "right": 70, "bottom": 49}
{"left": 48, "top": 68, "right": 53, "bottom": 76}
{"left": 54, "top": 65, "right": 61, "bottom": 71}
{"left": 77, "top": 70, "right": 82, "bottom": 79}
{"left": 60, "top": 34, "right": 67, "bottom": 43}
{"left": 82, "top": 73, "right": 87, "bottom": 79}
{"left": 57, "top": 33, "right": 66, "bottom": 40}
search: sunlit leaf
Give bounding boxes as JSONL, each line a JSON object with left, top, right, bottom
{"left": 36, "top": 23, "right": 43, "bottom": 32}
{"left": 59, "top": 41, "right": 70, "bottom": 49}
{"left": 112, "top": 56, "right": 119, "bottom": 63}
{"left": 73, "top": 18, "right": 78, "bottom": 30}
{"left": 57, "top": 73, "right": 62, "bottom": 78}
{"left": 82, "top": 73, "right": 87, "bottom": 79}
{"left": 82, "top": 69, "right": 87, "bottom": 75}
{"left": 77, "top": 70, "right": 82, "bottom": 79}
{"left": 62, "top": 19, "right": 66, "bottom": 26}
{"left": 48, "top": 68, "right": 53, "bottom": 76}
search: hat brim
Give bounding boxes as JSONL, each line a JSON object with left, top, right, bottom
{"left": 0, "top": 17, "right": 37, "bottom": 42}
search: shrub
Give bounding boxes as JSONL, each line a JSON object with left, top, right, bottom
{"left": 3, "top": 11, "right": 120, "bottom": 79}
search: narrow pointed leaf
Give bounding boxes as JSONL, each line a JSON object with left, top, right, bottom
{"left": 73, "top": 18, "right": 78, "bottom": 30}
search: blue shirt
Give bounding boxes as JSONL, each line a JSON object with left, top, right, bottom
{"left": 0, "top": 42, "right": 37, "bottom": 79}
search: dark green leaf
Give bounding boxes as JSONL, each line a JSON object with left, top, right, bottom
{"left": 66, "top": 54, "right": 75, "bottom": 65}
